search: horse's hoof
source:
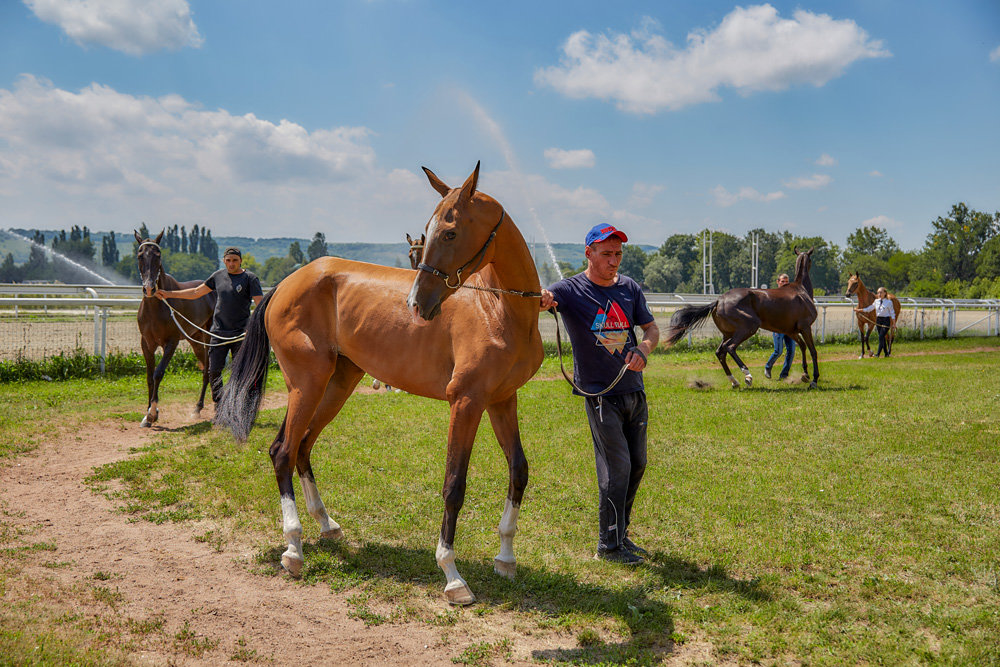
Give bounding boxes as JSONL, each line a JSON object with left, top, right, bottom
{"left": 493, "top": 557, "right": 516, "bottom": 580}
{"left": 281, "top": 553, "right": 304, "bottom": 578}
{"left": 744, "top": 375, "right": 753, "bottom": 387}
{"left": 320, "top": 527, "right": 343, "bottom": 540}
{"left": 809, "top": 381, "right": 818, "bottom": 389}
{"left": 444, "top": 580, "right": 476, "bottom": 606}
{"left": 801, "top": 374, "right": 809, "bottom": 383}
{"left": 372, "top": 379, "right": 381, "bottom": 390}
{"left": 140, "top": 417, "right": 151, "bottom": 428}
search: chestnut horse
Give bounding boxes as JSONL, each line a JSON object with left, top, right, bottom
{"left": 406, "top": 232, "right": 425, "bottom": 269}
{"left": 665, "top": 248, "right": 820, "bottom": 388}
{"left": 134, "top": 230, "right": 216, "bottom": 426}
{"left": 215, "top": 163, "right": 543, "bottom": 605}
{"left": 845, "top": 273, "right": 900, "bottom": 358}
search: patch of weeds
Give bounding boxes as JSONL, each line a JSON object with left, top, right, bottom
{"left": 126, "top": 615, "right": 165, "bottom": 636}
{"left": 346, "top": 593, "right": 388, "bottom": 627}
{"left": 173, "top": 620, "right": 219, "bottom": 657}
{"left": 91, "top": 571, "right": 114, "bottom": 581}
{"left": 452, "top": 638, "right": 513, "bottom": 666}
{"left": 91, "top": 585, "right": 123, "bottom": 609}
{"left": 42, "top": 561, "right": 73, "bottom": 569}
{"left": 577, "top": 628, "right": 602, "bottom": 647}
{"left": 230, "top": 636, "right": 259, "bottom": 662}
{"left": 193, "top": 529, "right": 226, "bottom": 553}
{"left": 431, "top": 608, "right": 462, "bottom": 626}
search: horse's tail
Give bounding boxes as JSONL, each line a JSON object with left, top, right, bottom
{"left": 663, "top": 302, "right": 716, "bottom": 347}
{"left": 214, "top": 287, "right": 276, "bottom": 442}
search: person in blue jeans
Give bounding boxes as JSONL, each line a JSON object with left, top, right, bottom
{"left": 764, "top": 273, "right": 796, "bottom": 380}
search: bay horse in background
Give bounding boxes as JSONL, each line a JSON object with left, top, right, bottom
{"left": 135, "top": 230, "right": 216, "bottom": 427}
{"left": 665, "top": 248, "right": 820, "bottom": 388}
{"left": 406, "top": 232, "right": 425, "bottom": 269}
{"left": 215, "top": 163, "right": 543, "bottom": 605}
{"left": 845, "top": 273, "right": 901, "bottom": 358}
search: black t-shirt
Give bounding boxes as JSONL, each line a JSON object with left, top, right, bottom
{"left": 204, "top": 269, "right": 263, "bottom": 336}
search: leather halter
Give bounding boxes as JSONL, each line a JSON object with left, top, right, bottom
{"left": 417, "top": 210, "right": 506, "bottom": 290}
{"left": 136, "top": 240, "right": 163, "bottom": 290}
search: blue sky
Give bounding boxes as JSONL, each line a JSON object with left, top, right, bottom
{"left": 1, "top": 1, "right": 997, "bottom": 251}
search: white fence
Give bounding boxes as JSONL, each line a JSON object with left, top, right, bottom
{"left": 2, "top": 284, "right": 1000, "bottom": 365}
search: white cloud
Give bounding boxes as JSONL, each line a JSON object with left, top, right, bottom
{"left": 712, "top": 185, "right": 785, "bottom": 207}
{"left": 24, "top": 0, "right": 203, "bottom": 55}
{"left": 990, "top": 45, "right": 1000, "bottom": 63}
{"left": 783, "top": 173, "right": 832, "bottom": 190}
{"left": 862, "top": 215, "right": 902, "bottom": 230}
{"left": 535, "top": 5, "right": 889, "bottom": 114}
{"left": 543, "top": 147, "right": 596, "bottom": 169}
{"left": 0, "top": 76, "right": 621, "bottom": 243}
{"left": 626, "top": 182, "right": 664, "bottom": 209}
{"left": 868, "top": 170, "right": 883, "bottom": 177}
{"left": 815, "top": 153, "right": 837, "bottom": 166}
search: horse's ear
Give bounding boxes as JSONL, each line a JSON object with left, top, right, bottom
{"left": 807, "top": 247, "right": 815, "bottom": 255}
{"left": 457, "top": 161, "right": 481, "bottom": 203}
{"left": 793, "top": 245, "right": 799, "bottom": 255}
{"left": 154, "top": 229, "right": 164, "bottom": 245}
{"left": 406, "top": 233, "right": 414, "bottom": 245}
{"left": 422, "top": 167, "right": 452, "bottom": 198}
{"left": 134, "top": 230, "right": 142, "bottom": 244}
{"left": 420, "top": 233, "right": 425, "bottom": 244}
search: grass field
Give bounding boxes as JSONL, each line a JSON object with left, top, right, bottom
{"left": 2, "top": 337, "right": 999, "bottom": 665}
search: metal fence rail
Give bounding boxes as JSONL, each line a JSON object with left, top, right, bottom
{"left": 2, "top": 284, "right": 999, "bottom": 366}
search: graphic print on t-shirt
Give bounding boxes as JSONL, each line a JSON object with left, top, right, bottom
{"left": 590, "top": 300, "right": 630, "bottom": 354}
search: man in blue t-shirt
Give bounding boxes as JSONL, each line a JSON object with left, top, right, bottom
{"left": 156, "top": 247, "right": 263, "bottom": 403}
{"left": 540, "top": 224, "right": 660, "bottom": 565}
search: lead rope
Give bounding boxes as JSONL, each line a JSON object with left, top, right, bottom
{"left": 549, "top": 308, "right": 631, "bottom": 398}
{"left": 160, "top": 297, "right": 247, "bottom": 347}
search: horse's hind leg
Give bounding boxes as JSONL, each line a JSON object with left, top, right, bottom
{"left": 486, "top": 394, "right": 528, "bottom": 580}
{"left": 295, "top": 358, "right": 364, "bottom": 541}
{"left": 269, "top": 361, "right": 333, "bottom": 577}
{"left": 715, "top": 339, "right": 739, "bottom": 388}
{"left": 724, "top": 330, "right": 756, "bottom": 387}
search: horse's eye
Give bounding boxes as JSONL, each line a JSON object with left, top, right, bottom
{"left": 444, "top": 231, "right": 457, "bottom": 241}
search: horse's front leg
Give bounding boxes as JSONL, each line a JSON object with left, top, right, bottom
{"left": 140, "top": 337, "right": 157, "bottom": 427}
{"left": 797, "top": 330, "right": 819, "bottom": 388}
{"left": 715, "top": 339, "right": 739, "bottom": 388}
{"left": 148, "top": 338, "right": 179, "bottom": 423}
{"left": 437, "top": 395, "right": 485, "bottom": 605}
{"left": 486, "top": 394, "right": 528, "bottom": 580}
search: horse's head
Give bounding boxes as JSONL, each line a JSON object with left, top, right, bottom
{"left": 793, "top": 246, "right": 814, "bottom": 275}
{"left": 406, "top": 162, "right": 504, "bottom": 324}
{"left": 406, "top": 232, "right": 425, "bottom": 270}
{"left": 134, "top": 229, "right": 165, "bottom": 298}
{"left": 845, "top": 272, "right": 860, "bottom": 298}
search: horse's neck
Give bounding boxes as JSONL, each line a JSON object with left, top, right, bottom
{"left": 794, "top": 261, "right": 814, "bottom": 297}
{"left": 480, "top": 218, "right": 540, "bottom": 322}
{"left": 157, "top": 272, "right": 182, "bottom": 291}
{"left": 856, "top": 280, "right": 873, "bottom": 306}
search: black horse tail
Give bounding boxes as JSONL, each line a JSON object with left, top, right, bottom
{"left": 664, "top": 302, "right": 716, "bottom": 347}
{"left": 214, "top": 287, "right": 276, "bottom": 442}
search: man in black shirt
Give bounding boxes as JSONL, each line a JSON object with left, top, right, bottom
{"left": 156, "top": 247, "right": 263, "bottom": 403}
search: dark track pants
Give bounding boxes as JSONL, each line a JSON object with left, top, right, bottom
{"left": 584, "top": 391, "right": 648, "bottom": 552}
{"left": 875, "top": 316, "right": 891, "bottom": 357}
{"left": 207, "top": 339, "right": 243, "bottom": 403}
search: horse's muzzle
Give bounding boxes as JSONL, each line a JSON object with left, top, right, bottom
{"left": 407, "top": 279, "right": 444, "bottom": 324}
{"left": 143, "top": 284, "right": 157, "bottom": 298}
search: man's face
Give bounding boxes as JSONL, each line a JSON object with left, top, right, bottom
{"left": 224, "top": 254, "right": 242, "bottom": 273}
{"left": 585, "top": 237, "right": 623, "bottom": 282}
{"left": 777, "top": 275, "right": 789, "bottom": 287}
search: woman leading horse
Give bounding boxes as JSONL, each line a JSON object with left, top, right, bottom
{"left": 215, "top": 163, "right": 543, "bottom": 605}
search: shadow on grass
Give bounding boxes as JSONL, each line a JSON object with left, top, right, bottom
{"left": 151, "top": 419, "right": 215, "bottom": 435}
{"left": 257, "top": 538, "right": 768, "bottom": 665}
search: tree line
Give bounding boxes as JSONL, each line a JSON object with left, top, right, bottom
{"left": 3, "top": 203, "right": 997, "bottom": 296}
{"left": 538, "top": 203, "right": 1000, "bottom": 298}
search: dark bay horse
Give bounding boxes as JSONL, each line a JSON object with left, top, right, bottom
{"left": 135, "top": 230, "right": 216, "bottom": 426}
{"left": 665, "top": 248, "right": 820, "bottom": 388}
{"left": 845, "top": 273, "right": 901, "bottom": 358}
{"left": 215, "top": 163, "right": 543, "bottom": 605}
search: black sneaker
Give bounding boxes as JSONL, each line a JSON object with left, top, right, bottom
{"left": 764, "top": 367, "right": 772, "bottom": 379}
{"left": 595, "top": 547, "right": 644, "bottom": 565}
{"left": 622, "top": 536, "right": 649, "bottom": 557}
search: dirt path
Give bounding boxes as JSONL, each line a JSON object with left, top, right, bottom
{"left": 0, "top": 394, "right": 575, "bottom": 665}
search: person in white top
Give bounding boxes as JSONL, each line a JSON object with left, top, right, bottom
{"left": 854, "top": 287, "right": 896, "bottom": 358}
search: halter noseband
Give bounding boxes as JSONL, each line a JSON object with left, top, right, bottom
{"left": 417, "top": 209, "right": 505, "bottom": 290}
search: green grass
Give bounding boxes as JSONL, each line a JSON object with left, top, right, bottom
{"left": 1, "top": 337, "right": 999, "bottom": 664}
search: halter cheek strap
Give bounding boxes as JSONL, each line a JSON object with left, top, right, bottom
{"left": 417, "top": 210, "right": 506, "bottom": 290}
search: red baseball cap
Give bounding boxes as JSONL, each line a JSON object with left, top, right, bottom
{"left": 585, "top": 224, "right": 628, "bottom": 246}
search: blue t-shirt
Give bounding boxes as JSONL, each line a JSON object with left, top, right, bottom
{"left": 549, "top": 272, "right": 654, "bottom": 396}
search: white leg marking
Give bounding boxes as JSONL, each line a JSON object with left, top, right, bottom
{"left": 494, "top": 499, "right": 519, "bottom": 579}
{"left": 301, "top": 473, "right": 342, "bottom": 539}
{"left": 727, "top": 374, "right": 738, "bottom": 388}
{"left": 141, "top": 401, "right": 158, "bottom": 426}
{"left": 280, "top": 495, "right": 304, "bottom": 577}
{"left": 437, "top": 538, "right": 475, "bottom": 605}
